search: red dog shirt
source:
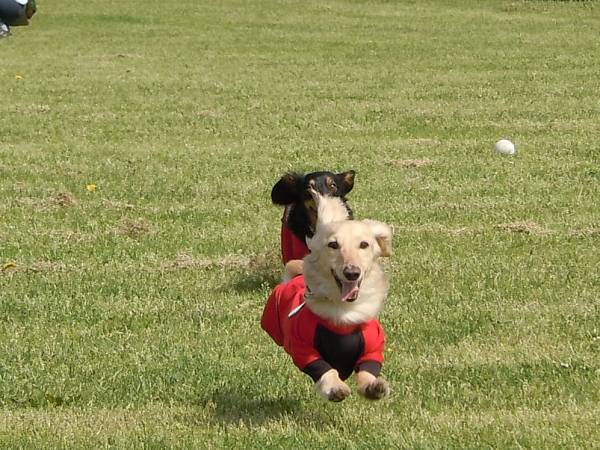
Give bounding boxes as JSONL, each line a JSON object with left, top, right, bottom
{"left": 280, "top": 206, "right": 310, "bottom": 263}
{"left": 261, "top": 276, "right": 385, "bottom": 381}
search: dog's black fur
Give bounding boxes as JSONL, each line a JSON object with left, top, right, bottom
{"left": 271, "top": 170, "right": 355, "bottom": 242}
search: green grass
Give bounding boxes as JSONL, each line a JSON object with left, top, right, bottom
{"left": 1, "top": 0, "right": 599, "bottom": 447}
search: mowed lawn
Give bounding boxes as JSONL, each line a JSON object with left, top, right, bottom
{"left": 1, "top": 0, "right": 599, "bottom": 447}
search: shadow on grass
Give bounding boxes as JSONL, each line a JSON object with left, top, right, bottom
{"left": 227, "top": 269, "right": 280, "bottom": 294}
{"left": 187, "top": 375, "right": 341, "bottom": 429}
{"left": 201, "top": 389, "right": 302, "bottom": 424}
{"left": 223, "top": 248, "right": 282, "bottom": 294}
{"left": 189, "top": 387, "right": 338, "bottom": 429}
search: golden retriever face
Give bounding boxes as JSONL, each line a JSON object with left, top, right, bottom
{"left": 309, "top": 220, "right": 392, "bottom": 301}
{"left": 304, "top": 218, "right": 393, "bottom": 324}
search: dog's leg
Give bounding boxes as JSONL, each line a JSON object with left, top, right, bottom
{"left": 315, "top": 369, "right": 351, "bottom": 402}
{"left": 357, "top": 371, "right": 390, "bottom": 400}
{"left": 282, "top": 259, "right": 304, "bottom": 283}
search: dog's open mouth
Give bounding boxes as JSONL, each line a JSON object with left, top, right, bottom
{"left": 332, "top": 271, "right": 361, "bottom": 302}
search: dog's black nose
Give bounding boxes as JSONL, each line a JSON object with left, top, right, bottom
{"left": 343, "top": 265, "right": 361, "bottom": 281}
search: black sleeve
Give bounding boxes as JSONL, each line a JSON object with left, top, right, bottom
{"left": 303, "top": 359, "right": 333, "bottom": 382}
{"left": 356, "top": 360, "right": 382, "bottom": 377}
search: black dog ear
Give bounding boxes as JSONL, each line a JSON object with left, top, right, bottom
{"left": 336, "top": 170, "right": 356, "bottom": 195}
{"left": 271, "top": 173, "right": 305, "bottom": 205}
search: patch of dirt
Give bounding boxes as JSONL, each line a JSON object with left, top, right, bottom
{"left": 390, "top": 158, "right": 435, "bottom": 169}
{"left": 53, "top": 190, "right": 78, "bottom": 207}
{"left": 29, "top": 262, "right": 66, "bottom": 272}
{"left": 494, "top": 222, "right": 549, "bottom": 234}
{"left": 114, "top": 218, "right": 151, "bottom": 237}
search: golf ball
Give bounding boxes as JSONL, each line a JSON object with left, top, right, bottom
{"left": 494, "top": 140, "right": 516, "bottom": 155}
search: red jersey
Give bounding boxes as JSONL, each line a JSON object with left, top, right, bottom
{"left": 280, "top": 207, "right": 310, "bottom": 263}
{"left": 261, "top": 276, "right": 386, "bottom": 381}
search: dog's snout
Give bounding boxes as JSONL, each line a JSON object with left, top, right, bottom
{"left": 343, "top": 265, "right": 361, "bottom": 281}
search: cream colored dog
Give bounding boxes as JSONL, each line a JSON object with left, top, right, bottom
{"left": 280, "top": 191, "right": 393, "bottom": 401}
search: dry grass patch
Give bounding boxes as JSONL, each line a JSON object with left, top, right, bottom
{"left": 4, "top": 190, "right": 78, "bottom": 209}
{"left": 8, "top": 197, "right": 47, "bottom": 208}
{"left": 159, "top": 250, "right": 280, "bottom": 276}
{"left": 160, "top": 252, "right": 252, "bottom": 270}
{"left": 114, "top": 218, "right": 152, "bottom": 237}
{"left": 390, "top": 157, "right": 436, "bottom": 169}
{"left": 102, "top": 199, "right": 136, "bottom": 210}
{"left": 493, "top": 222, "right": 550, "bottom": 234}
{"left": 29, "top": 262, "right": 66, "bottom": 272}
{"left": 433, "top": 201, "right": 467, "bottom": 211}
{"left": 47, "top": 230, "right": 90, "bottom": 243}
{"left": 53, "top": 190, "right": 78, "bottom": 208}
{"left": 197, "top": 109, "right": 219, "bottom": 118}
{"left": 392, "top": 224, "right": 486, "bottom": 235}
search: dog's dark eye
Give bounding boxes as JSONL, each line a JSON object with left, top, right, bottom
{"left": 359, "top": 241, "right": 369, "bottom": 249}
{"left": 330, "top": 182, "right": 337, "bottom": 191}
{"left": 328, "top": 241, "right": 339, "bottom": 250}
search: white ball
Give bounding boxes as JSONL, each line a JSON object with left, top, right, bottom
{"left": 494, "top": 139, "right": 516, "bottom": 155}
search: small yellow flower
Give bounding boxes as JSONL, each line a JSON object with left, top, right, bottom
{"left": 2, "top": 262, "right": 17, "bottom": 271}
{"left": 87, "top": 184, "right": 97, "bottom": 192}
{"left": 15, "top": 75, "right": 23, "bottom": 80}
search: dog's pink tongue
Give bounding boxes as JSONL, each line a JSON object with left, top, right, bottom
{"left": 341, "top": 281, "right": 360, "bottom": 302}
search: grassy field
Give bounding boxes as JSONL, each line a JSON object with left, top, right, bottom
{"left": 1, "top": 0, "right": 599, "bottom": 447}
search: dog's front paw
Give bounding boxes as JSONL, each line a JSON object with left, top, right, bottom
{"left": 325, "top": 383, "right": 351, "bottom": 402}
{"left": 357, "top": 371, "right": 389, "bottom": 400}
{"left": 316, "top": 369, "right": 351, "bottom": 402}
{"left": 360, "top": 377, "right": 390, "bottom": 400}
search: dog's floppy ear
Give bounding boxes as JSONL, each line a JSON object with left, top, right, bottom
{"left": 363, "top": 220, "right": 393, "bottom": 257}
{"left": 336, "top": 170, "right": 356, "bottom": 195}
{"left": 271, "top": 173, "right": 305, "bottom": 205}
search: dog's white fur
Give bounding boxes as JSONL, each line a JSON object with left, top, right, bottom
{"left": 283, "top": 191, "right": 393, "bottom": 400}
{"left": 315, "top": 368, "right": 352, "bottom": 402}
{"left": 304, "top": 218, "right": 392, "bottom": 325}
{"left": 304, "top": 191, "right": 392, "bottom": 326}
{"left": 281, "top": 192, "right": 352, "bottom": 284}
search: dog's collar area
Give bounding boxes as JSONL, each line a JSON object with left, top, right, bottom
{"left": 288, "top": 302, "right": 306, "bottom": 318}
{"left": 304, "top": 285, "right": 314, "bottom": 299}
